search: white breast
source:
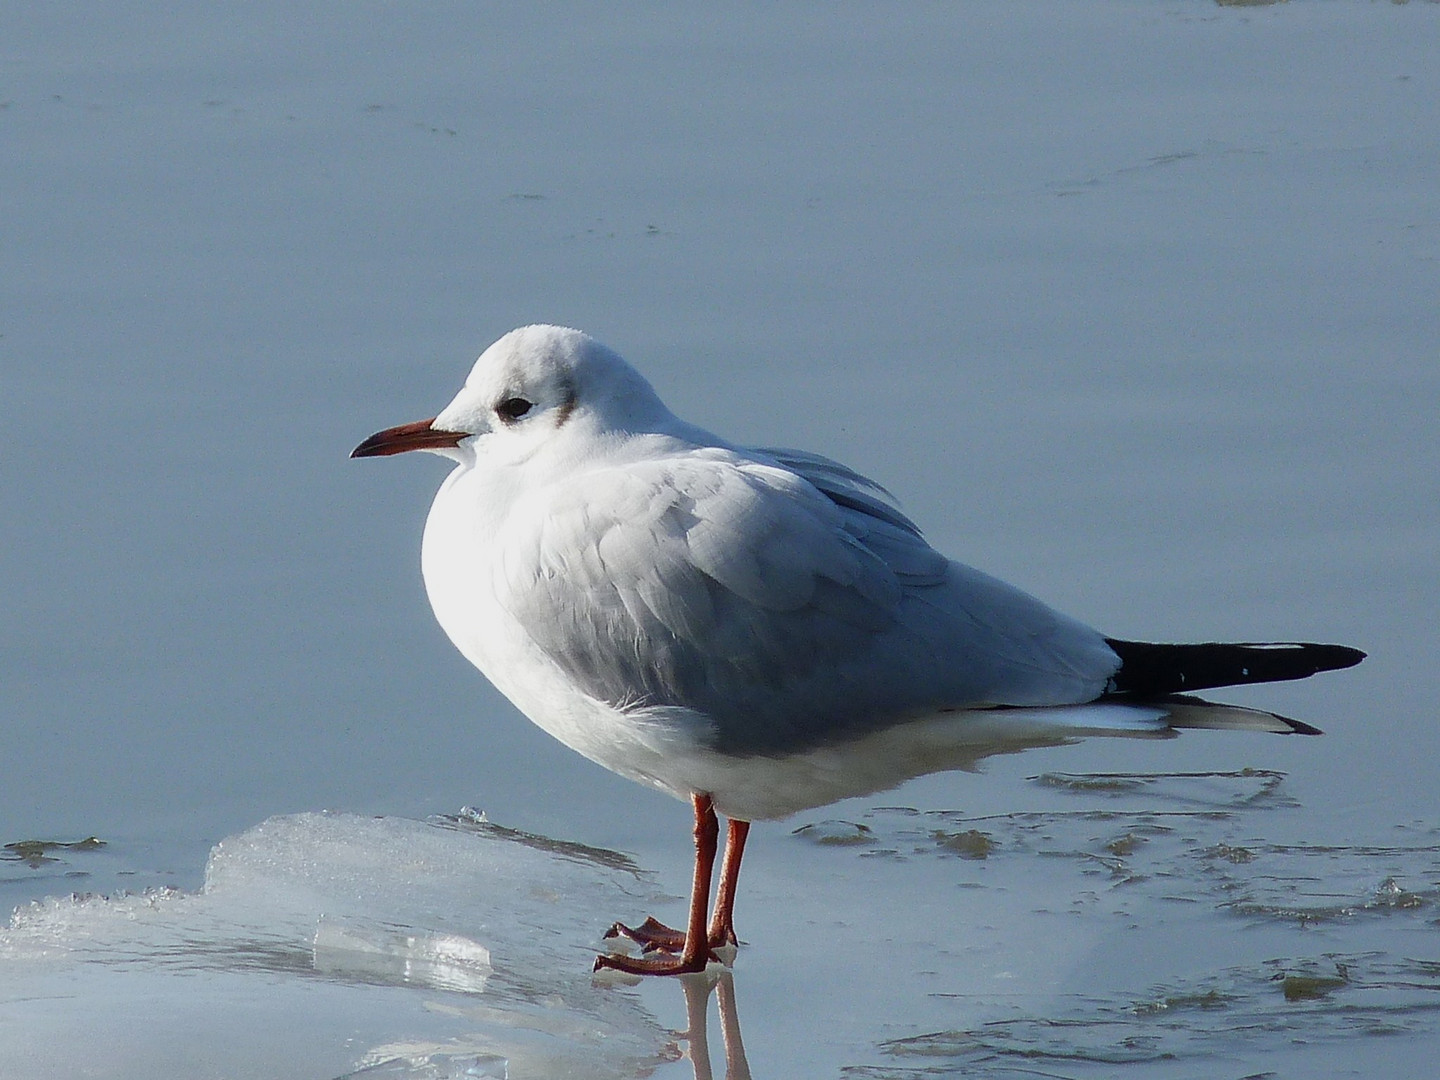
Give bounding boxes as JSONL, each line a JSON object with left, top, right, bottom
{"left": 419, "top": 462, "right": 717, "bottom": 801}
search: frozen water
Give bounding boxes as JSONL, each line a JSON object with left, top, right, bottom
{"left": 0, "top": 814, "right": 673, "bottom": 1079}
{"left": 7, "top": 779, "right": 1437, "bottom": 1078}
{"left": 3, "top": 1, "right": 1438, "bottom": 1076}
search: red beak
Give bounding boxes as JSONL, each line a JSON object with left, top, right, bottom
{"left": 350, "top": 418, "right": 467, "bottom": 458}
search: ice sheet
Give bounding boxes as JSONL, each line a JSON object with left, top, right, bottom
{"left": 3, "top": 1, "right": 1438, "bottom": 1075}
{"left": 0, "top": 813, "right": 674, "bottom": 1079}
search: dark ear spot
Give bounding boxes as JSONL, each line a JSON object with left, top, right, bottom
{"left": 554, "top": 380, "right": 578, "bottom": 427}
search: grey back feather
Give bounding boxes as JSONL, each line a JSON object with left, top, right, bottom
{"left": 498, "top": 447, "right": 1119, "bottom": 755}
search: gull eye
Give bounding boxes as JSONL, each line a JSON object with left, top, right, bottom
{"left": 495, "top": 396, "right": 534, "bottom": 423}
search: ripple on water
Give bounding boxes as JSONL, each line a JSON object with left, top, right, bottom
{"left": 804, "top": 771, "right": 1440, "bottom": 926}
{"left": 857, "top": 953, "right": 1440, "bottom": 1076}
{"left": 792, "top": 771, "right": 1440, "bottom": 1077}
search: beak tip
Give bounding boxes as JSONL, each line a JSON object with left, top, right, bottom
{"left": 349, "top": 433, "right": 386, "bottom": 459}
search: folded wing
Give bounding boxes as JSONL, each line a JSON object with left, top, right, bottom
{"left": 496, "top": 447, "right": 1121, "bottom": 754}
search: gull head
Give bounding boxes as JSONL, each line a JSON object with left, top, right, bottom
{"left": 351, "top": 325, "right": 672, "bottom": 463}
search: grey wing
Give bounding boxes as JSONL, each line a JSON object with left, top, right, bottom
{"left": 770, "top": 446, "right": 1122, "bottom": 709}
{"left": 755, "top": 446, "right": 927, "bottom": 536}
{"left": 499, "top": 451, "right": 1120, "bottom": 755}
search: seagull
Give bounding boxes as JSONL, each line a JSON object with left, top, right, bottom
{"left": 352, "top": 325, "right": 1364, "bottom": 976}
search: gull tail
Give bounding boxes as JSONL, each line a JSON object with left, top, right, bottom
{"left": 1150, "top": 694, "right": 1323, "bottom": 736}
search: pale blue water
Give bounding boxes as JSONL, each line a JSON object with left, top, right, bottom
{"left": 3, "top": 3, "right": 1438, "bottom": 1077}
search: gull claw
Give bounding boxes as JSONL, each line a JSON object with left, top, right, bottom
{"left": 604, "top": 915, "right": 687, "bottom": 953}
{"left": 594, "top": 944, "right": 723, "bottom": 977}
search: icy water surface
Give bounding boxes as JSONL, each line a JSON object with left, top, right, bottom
{"left": 3, "top": 770, "right": 1436, "bottom": 1078}
{"left": 1, "top": 813, "right": 672, "bottom": 1078}
{"left": 803, "top": 773, "right": 1440, "bottom": 1077}
{"left": 4, "top": 2, "right": 1438, "bottom": 1077}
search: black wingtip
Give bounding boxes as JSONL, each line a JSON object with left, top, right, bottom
{"left": 1104, "top": 639, "right": 1366, "bottom": 698}
{"left": 1326, "top": 644, "right": 1367, "bottom": 670}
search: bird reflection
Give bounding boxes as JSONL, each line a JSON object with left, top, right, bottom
{"left": 674, "top": 970, "right": 752, "bottom": 1080}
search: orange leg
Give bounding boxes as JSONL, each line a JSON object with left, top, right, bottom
{"left": 595, "top": 793, "right": 722, "bottom": 976}
{"left": 707, "top": 818, "right": 749, "bottom": 948}
{"left": 604, "top": 805, "right": 753, "bottom": 963}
